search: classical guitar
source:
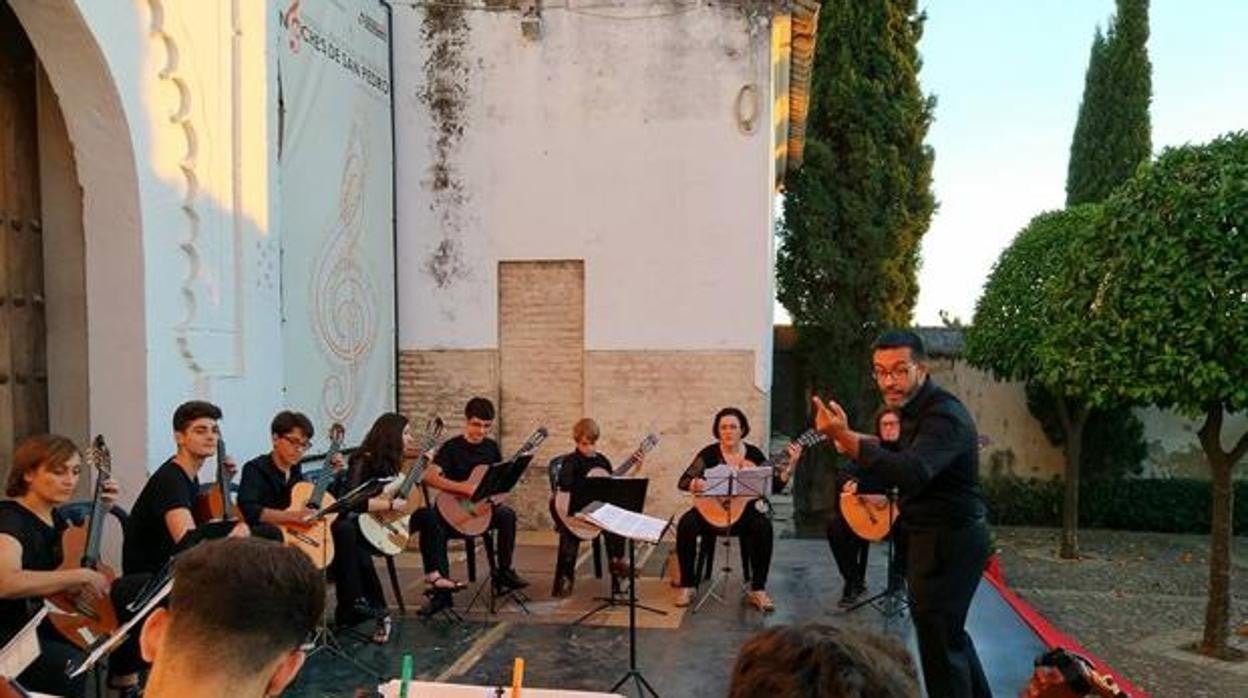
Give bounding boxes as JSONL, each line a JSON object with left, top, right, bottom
{"left": 280, "top": 422, "right": 346, "bottom": 568}
{"left": 839, "top": 487, "right": 901, "bottom": 542}
{"left": 358, "top": 417, "right": 445, "bottom": 556}
{"left": 193, "top": 436, "right": 235, "bottom": 524}
{"left": 48, "top": 436, "right": 120, "bottom": 650}
{"left": 693, "top": 429, "right": 826, "bottom": 529}
{"left": 436, "top": 427, "right": 548, "bottom": 537}
{"left": 552, "top": 433, "right": 660, "bottom": 541}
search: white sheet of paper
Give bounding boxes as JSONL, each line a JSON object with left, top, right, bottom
{"left": 0, "top": 603, "right": 48, "bottom": 679}
{"left": 575, "top": 503, "right": 669, "bottom": 543}
{"left": 699, "top": 465, "right": 772, "bottom": 498}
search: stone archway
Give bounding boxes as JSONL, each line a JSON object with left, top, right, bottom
{"left": 8, "top": 0, "right": 149, "bottom": 481}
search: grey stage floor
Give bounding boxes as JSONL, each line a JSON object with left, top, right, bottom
{"left": 286, "top": 538, "right": 1045, "bottom": 697}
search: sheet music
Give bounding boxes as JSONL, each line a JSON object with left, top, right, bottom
{"left": 0, "top": 603, "right": 48, "bottom": 679}
{"left": 699, "top": 465, "right": 773, "bottom": 498}
{"left": 575, "top": 502, "right": 668, "bottom": 543}
{"left": 69, "top": 578, "right": 173, "bottom": 679}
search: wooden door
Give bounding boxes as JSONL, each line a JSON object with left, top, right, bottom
{"left": 0, "top": 5, "right": 49, "bottom": 466}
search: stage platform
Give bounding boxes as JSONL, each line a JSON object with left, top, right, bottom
{"left": 286, "top": 535, "right": 1048, "bottom": 697}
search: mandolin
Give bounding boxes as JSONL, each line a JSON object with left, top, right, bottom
{"left": 551, "top": 433, "right": 659, "bottom": 541}
{"left": 436, "top": 427, "right": 548, "bottom": 537}
{"left": 48, "top": 436, "right": 120, "bottom": 650}
{"left": 280, "top": 423, "right": 346, "bottom": 567}
{"left": 693, "top": 429, "right": 826, "bottom": 529}
{"left": 358, "top": 418, "right": 444, "bottom": 556}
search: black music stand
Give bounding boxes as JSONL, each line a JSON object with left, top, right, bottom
{"left": 570, "top": 478, "right": 666, "bottom": 625}
{"left": 462, "top": 456, "right": 535, "bottom": 615}
{"left": 845, "top": 487, "right": 909, "bottom": 620}
{"left": 693, "top": 466, "right": 771, "bottom": 612}
{"left": 303, "top": 478, "right": 388, "bottom": 679}
{"left": 602, "top": 512, "right": 672, "bottom": 698}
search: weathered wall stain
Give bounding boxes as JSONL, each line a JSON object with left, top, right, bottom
{"left": 420, "top": 1, "right": 470, "bottom": 288}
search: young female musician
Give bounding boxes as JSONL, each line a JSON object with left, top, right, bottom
{"left": 672, "top": 408, "right": 800, "bottom": 612}
{"left": 331, "top": 413, "right": 461, "bottom": 641}
{"left": 0, "top": 435, "right": 114, "bottom": 697}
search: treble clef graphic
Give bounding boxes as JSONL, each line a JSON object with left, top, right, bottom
{"left": 311, "top": 115, "right": 379, "bottom": 424}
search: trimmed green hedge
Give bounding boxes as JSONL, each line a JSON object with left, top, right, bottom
{"left": 982, "top": 477, "right": 1248, "bottom": 534}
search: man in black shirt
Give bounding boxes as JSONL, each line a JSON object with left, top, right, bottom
{"left": 237, "top": 411, "right": 345, "bottom": 549}
{"left": 423, "top": 397, "right": 528, "bottom": 592}
{"left": 814, "top": 330, "right": 991, "bottom": 698}
{"left": 123, "top": 401, "right": 249, "bottom": 577}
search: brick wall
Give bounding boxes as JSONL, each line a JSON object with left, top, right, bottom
{"left": 397, "top": 347, "right": 766, "bottom": 528}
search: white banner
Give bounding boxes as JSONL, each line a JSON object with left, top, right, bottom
{"left": 278, "top": 0, "right": 394, "bottom": 443}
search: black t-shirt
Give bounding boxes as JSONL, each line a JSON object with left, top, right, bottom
{"left": 237, "top": 454, "right": 303, "bottom": 526}
{"left": 123, "top": 459, "right": 199, "bottom": 575}
{"left": 434, "top": 435, "right": 502, "bottom": 482}
{"left": 0, "top": 501, "right": 66, "bottom": 641}
{"left": 555, "top": 451, "right": 613, "bottom": 492}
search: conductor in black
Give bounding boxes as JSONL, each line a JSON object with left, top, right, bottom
{"left": 813, "top": 329, "right": 991, "bottom": 698}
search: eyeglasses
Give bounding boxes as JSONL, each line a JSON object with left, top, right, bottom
{"left": 281, "top": 435, "right": 311, "bottom": 450}
{"left": 872, "top": 363, "right": 914, "bottom": 383}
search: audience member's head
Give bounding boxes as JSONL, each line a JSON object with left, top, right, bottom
{"left": 140, "top": 537, "right": 325, "bottom": 697}
{"left": 728, "top": 624, "right": 920, "bottom": 698}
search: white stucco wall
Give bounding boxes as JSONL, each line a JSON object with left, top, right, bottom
{"left": 393, "top": 5, "right": 779, "bottom": 391}
{"left": 12, "top": 0, "right": 286, "bottom": 495}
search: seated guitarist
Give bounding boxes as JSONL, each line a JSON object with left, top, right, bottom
{"left": 673, "top": 407, "right": 800, "bottom": 612}
{"left": 236, "top": 411, "right": 345, "bottom": 555}
{"left": 549, "top": 418, "right": 631, "bottom": 598}
{"left": 119, "top": 401, "right": 257, "bottom": 690}
{"left": 826, "top": 406, "right": 901, "bottom": 607}
{"left": 0, "top": 435, "right": 118, "bottom": 697}
{"left": 423, "top": 397, "right": 529, "bottom": 596}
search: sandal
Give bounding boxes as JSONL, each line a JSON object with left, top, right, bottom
{"left": 426, "top": 575, "right": 467, "bottom": 592}
{"left": 371, "top": 615, "right": 392, "bottom": 644}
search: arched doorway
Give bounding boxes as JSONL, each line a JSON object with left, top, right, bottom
{"left": 0, "top": 3, "right": 51, "bottom": 460}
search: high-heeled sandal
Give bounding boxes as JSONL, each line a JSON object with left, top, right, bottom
{"left": 371, "top": 615, "right": 392, "bottom": 644}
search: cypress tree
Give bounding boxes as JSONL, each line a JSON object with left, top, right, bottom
{"left": 777, "top": 0, "right": 935, "bottom": 515}
{"left": 1066, "top": 0, "right": 1152, "bottom": 205}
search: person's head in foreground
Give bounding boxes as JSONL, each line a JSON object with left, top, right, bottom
{"left": 141, "top": 537, "right": 325, "bottom": 697}
{"left": 728, "top": 623, "right": 920, "bottom": 698}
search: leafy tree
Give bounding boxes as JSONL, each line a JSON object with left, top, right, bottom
{"left": 1067, "top": 0, "right": 1152, "bottom": 206}
{"left": 1043, "top": 132, "right": 1248, "bottom": 657}
{"left": 965, "top": 206, "right": 1102, "bottom": 558}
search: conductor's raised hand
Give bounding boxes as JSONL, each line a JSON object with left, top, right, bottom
{"left": 812, "top": 395, "right": 849, "bottom": 437}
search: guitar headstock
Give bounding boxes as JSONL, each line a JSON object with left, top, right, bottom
{"left": 420, "top": 416, "right": 445, "bottom": 452}
{"left": 638, "top": 433, "right": 660, "bottom": 454}
{"left": 797, "top": 428, "right": 828, "bottom": 448}
{"left": 328, "top": 422, "right": 346, "bottom": 450}
{"left": 520, "top": 427, "right": 549, "bottom": 455}
{"left": 86, "top": 434, "right": 112, "bottom": 478}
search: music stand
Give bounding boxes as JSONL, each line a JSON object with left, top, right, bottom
{"left": 570, "top": 478, "right": 666, "bottom": 625}
{"left": 303, "top": 478, "right": 387, "bottom": 680}
{"left": 462, "top": 456, "right": 535, "bottom": 615}
{"left": 693, "top": 466, "right": 771, "bottom": 612}
{"left": 845, "top": 487, "right": 909, "bottom": 620}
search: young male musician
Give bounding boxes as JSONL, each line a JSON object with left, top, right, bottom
{"left": 814, "top": 330, "right": 991, "bottom": 698}
{"left": 236, "top": 411, "right": 345, "bottom": 545}
{"left": 549, "top": 418, "right": 630, "bottom": 597}
{"left": 423, "top": 397, "right": 528, "bottom": 592}
{"left": 123, "top": 401, "right": 250, "bottom": 578}
{"left": 139, "top": 537, "right": 324, "bottom": 698}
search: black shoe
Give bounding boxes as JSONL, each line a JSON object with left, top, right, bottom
{"left": 838, "top": 584, "right": 864, "bottom": 608}
{"left": 551, "top": 574, "right": 574, "bottom": 598}
{"left": 495, "top": 568, "right": 530, "bottom": 592}
{"left": 418, "top": 590, "right": 454, "bottom": 618}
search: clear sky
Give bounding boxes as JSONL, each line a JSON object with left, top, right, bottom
{"left": 772, "top": 1, "right": 1248, "bottom": 326}
{"left": 912, "top": 0, "right": 1248, "bottom": 325}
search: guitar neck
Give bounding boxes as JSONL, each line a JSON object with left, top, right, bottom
{"left": 306, "top": 443, "right": 342, "bottom": 504}
{"left": 217, "top": 440, "right": 233, "bottom": 519}
{"left": 81, "top": 438, "right": 110, "bottom": 568}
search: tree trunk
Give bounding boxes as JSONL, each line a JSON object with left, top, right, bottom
{"left": 1197, "top": 404, "right": 1243, "bottom": 657}
{"left": 1055, "top": 397, "right": 1087, "bottom": 559}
